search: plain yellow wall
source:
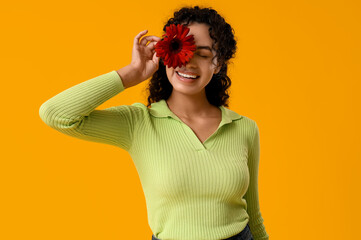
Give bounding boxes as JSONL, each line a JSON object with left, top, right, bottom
{"left": 1, "top": 0, "right": 360, "bottom": 239}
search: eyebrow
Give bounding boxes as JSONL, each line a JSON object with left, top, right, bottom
{"left": 196, "top": 46, "right": 213, "bottom": 52}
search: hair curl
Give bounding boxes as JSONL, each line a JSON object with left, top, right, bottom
{"left": 145, "top": 5, "right": 237, "bottom": 108}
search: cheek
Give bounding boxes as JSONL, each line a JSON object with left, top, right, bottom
{"left": 165, "top": 68, "right": 174, "bottom": 81}
{"left": 199, "top": 71, "right": 215, "bottom": 85}
{"left": 203, "top": 64, "right": 217, "bottom": 77}
{"left": 199, "top": 59, "right": 217, "bottom": 71}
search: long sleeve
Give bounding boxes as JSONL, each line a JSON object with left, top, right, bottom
{"left": 244, "top": 121, "right": 269, "bottom": 240}
{"left": 39, "top": 70, "right": 144, "bottom": 152}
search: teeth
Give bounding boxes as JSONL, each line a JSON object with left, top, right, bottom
{"left": 177, "top": 71, "right": 198, "bottom": 79}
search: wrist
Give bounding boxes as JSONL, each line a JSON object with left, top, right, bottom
{"left": 116, "top": 64, "right": 138, "bottom": 89}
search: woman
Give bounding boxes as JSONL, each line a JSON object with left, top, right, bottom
{"left": 39, "top": 5, "right": 269, "bottom": 240}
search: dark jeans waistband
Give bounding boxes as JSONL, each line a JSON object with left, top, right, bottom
{"left": 151, "top": 224, "right": 253, "bottom": 240}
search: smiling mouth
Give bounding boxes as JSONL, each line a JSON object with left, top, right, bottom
{"left": 175, "top": 71, "right": 200, "bottom": 79}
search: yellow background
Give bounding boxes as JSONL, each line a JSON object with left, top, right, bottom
{"left": 1, "top": 0, "right": 360, "bottom": 239}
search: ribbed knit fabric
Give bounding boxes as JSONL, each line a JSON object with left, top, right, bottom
{"left": 39, "top": 70, "right": 269, "bottom": 240}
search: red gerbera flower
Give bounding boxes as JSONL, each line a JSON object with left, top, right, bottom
{"left": 155, "top": 24, "right": 197, "bottom": 69}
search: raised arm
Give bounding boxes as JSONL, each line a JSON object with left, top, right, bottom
{"left": 39, "top": 29, "right": 162, "bottom": 152}
{"left": 38, "top": 69, "right": 142, "bottom": 151}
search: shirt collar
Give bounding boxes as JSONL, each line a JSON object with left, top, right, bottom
{"left": 149, "top": 99, "right": 243, "bottom": 124}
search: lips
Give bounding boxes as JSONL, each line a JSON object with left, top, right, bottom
{"left": 175, "top": 71, "right": 200, "bottom": 78}
{"left": 175, "top": 71, "right": 199, "bottom": 83}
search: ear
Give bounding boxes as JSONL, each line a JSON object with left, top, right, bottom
{"left": 214, "top": 64, "right": 221, "bottom": 74}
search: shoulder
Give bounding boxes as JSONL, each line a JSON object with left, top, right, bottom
{"left": 107, "top": 102, "right": 150, "bottom": 122}
{"left": 110, "top": 102, "right": 148, "bottom": 112}
{"left": 226, "top": 107, "right": 257, "bottom": 127}
{"left": 241, "top": 115, "right": 257, "bottom": 127}
{"left": 228, "top": 109, "right": 259, "bottom": 137}
{"left": 241, "top": 115, "right": 259, "bottom": 134}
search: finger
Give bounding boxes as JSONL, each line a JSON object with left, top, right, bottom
{"left": 134, "top": 30, "right": 148, "bottom": 45}
{"left": 153, "top": 51, "right": 160, "bottom": 64}
{"left": 140, "top": 36, "right": 162, "bottom": 46}
{"left": 141, "top": 36, "right": 156, "bottom": 46}
{"left": 146, "top": 40, "right": 158, "bottom": 50}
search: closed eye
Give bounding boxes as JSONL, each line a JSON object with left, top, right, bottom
{"left": 197, "top": 53, "right": 209, "bottom": 58}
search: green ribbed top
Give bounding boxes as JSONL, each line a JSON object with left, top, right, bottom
{"left": 39, "top": 70, "right": 269, "bottom": 240}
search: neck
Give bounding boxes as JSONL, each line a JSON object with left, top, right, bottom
{"left": 165, "top": 90, "right": 218, "bottom": 118}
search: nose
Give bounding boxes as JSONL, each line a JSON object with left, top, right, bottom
{"left": 184, "top": 54, "right": 197, "bottom": 68}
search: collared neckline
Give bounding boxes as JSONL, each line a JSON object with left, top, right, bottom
{"left": 148, "top": 99, "right": 243, "bottom": 151}
{"left": 149, "top": 99, "right": 243, "bottom": 125}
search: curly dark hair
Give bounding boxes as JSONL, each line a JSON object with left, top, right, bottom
{"left": 145, "top": 5, "right": 237, "bottom": 108}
